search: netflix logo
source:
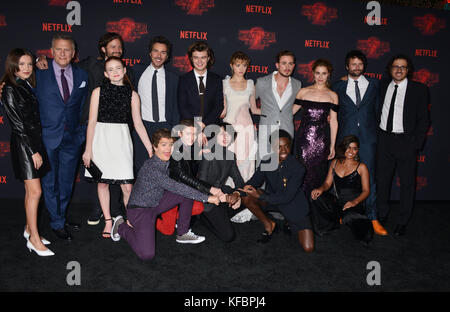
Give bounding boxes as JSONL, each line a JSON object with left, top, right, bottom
{"left": 301, "top": 2, "right": 338, "bottom": 26}
{"left": 0, "top": 141, "right": 10, "bottom": 157}
{"left": 246, "top": 4, "right": 272, "bottom": 15}
{"left": 106, "top": 18, "right": 148, "bottom": 42}
{"left": 417, "top": 155, "right": 425, "bottom": 163}
{"left": 0, "top": 15, "right": 6, "bottom": 27}
{"left": 364, "top": 16, "right": 387, "bottom": 25}
{"left": 42, "top": 23, "right": 73, "bottom": 32}
{"left": 364, "top": 72, "right": 382, "bottom": 80}
{"left": 172, "top": 55, "right": 192, "bottom": 73}
{"left": 247, "top": 65, "right": 269, "bottom": 74}
{"left": 122, "top": 58, "right": 141, "bottom": 67}
{"left": 415, "top": 49, "right": 438, "bottom": 57}
{"left": 304, "top": 39, "right": 330, "bottom": 49}
{"left": 238, "top": 27, "right": 276, "bottom": 50}
{"left": 176, "top": 0, "right": 215, "bottom": 15}
{"left": 180, "top": 30, "right": 207, "bottom": 40}
{"left": 113, "top": 0, "right": 142, "bottom": 4}
{"left": 396, "top": 176, "right": 427, "bottom": 191}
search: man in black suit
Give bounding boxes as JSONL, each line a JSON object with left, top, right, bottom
{"left": 177, "top": 41, "right": 223, "bottom": 131}
{"left": 132, "top": 36, "right": 179, "bottom": 171}
{"left": 376, "top": 54, "right": 430, "bottom": 236}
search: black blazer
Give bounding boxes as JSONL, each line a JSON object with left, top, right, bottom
{"left": 133, "top": 63, "right": 180, "bottom": 127}
{"left": 377, "top": 79, "right": 430, "bottom": 149}
{"left": 177, "top": 70, "right": 223, "bottom": 126}
{"left": 246, "top": 154, "right": 310, "bottom": 222}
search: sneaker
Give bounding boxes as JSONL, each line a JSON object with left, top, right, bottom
{"left": 176, "top": 229, "right": 205, "bottom": 244}
{"left": 87, "top": 207, "right": 103, "bottom": 226}
{"left": 111, "top": 215, "right": 124, "bottom": 242}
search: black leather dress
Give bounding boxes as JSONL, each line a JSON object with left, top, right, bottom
{"left": 1, "top": 78, "right": 49, "bottom": 180}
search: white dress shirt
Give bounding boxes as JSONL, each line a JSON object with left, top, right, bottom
{"left": 379, "top": 78, "right": 408, "bottom": 133}
{"left": 271, "top": 71, "right": 292, "bottom": 110}
{"left": 194, "top": 69, "right": 208, "bottom": 93}
{"left": 346, "top": 74, "right": 369, "bottom": 105}
{"left": 138, "top": 64, "right": 166, "bottom": 122}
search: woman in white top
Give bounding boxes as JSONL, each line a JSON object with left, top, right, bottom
{"left": 221, "top": 51, "right": 261, "bottom": 223}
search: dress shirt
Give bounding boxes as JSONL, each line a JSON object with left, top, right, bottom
{"left": 138, "top": 64, "right": 166, "bottom": 122}
{"left": 271, "top": 71, "right": 292, "bottom": 110}
{"left": 380, "top": 78, "right": 408, "bottom": 133}
{"left": 346, "top": 74, "right": 369, "bottom": 105}
{"left": 193, "top": 69, "right": 208, "bottom": 93}
{"left": 52, "top": 60, "right": 73, "bottom": 98}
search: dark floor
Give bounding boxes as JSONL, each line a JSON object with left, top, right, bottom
{"left": 1, "top": 199, "right": 449, "bottom": 292}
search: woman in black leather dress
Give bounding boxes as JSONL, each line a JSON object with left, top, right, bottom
{"left": 1, "top": 48, "right": 53, "bottom": 256}
{"left": 311, "top": 135, "right": 374, "bottom": 244}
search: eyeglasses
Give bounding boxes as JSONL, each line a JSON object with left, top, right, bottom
{"left": 392, "top": 65, "right": 408, "bottom": 71}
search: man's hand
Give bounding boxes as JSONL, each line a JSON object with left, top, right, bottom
{"left": 36, "top": 55, "right": 49, "bottom": 70}
{"left": 227, "top": 192, "right": 240, "bottom": 206}
{"left": 239, "top": 185, "right": 260, "bottom": 199}
{"left": 210, "top": 187, "right": 224, "bottom": 198}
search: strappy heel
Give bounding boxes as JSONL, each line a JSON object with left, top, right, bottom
{"left": 102, "top": 218, "right": 113, "bottom": 238}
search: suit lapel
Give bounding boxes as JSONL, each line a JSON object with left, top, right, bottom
{"left": 266, "top": 75, "right": 278, "bottom": 108}
{"left": 48, "top": 62, "right": 65, "bottom": 103}
{"left": 340, "top": 80, "right": 356, "bottom": 105}
{"left": 69, "top": 65, "right": 82, "bottom": 102}
{"left": 359, "top": 80, "right": 375, "bottom": 108}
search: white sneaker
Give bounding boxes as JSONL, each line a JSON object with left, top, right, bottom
{"left": 176, "top": 229, "right": 205, "bottom": 244}
{"left": 231, "top": 208, "right": 254, "bottom": 223}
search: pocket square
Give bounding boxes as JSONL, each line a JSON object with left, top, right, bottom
{"left": 79, "top": 81, "right": 86, "bottom": 88}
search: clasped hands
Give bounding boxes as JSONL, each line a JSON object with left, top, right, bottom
{"left": 209, "top": 187, "right": 240, "bottom": 209}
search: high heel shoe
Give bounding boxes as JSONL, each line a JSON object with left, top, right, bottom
{"left": 257, "top": 222, "right": 279, "bottom": 244}
{"left": 23, "top": 227, "right": 51, "bottom": 245}
{"left": 26, "top": 240, "right": 55, "bottom": 256}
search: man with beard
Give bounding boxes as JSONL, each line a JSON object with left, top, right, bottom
{"left": 332, "top": 50, "right": 387, "bottom": 236}
{"left": 36, "top": 32, "right": 137, "bottom": 225}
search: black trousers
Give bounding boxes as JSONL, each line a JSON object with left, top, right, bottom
{"left": 200, "top": 203, "right": 236, "bottom": 243}
{"left": 376, "top": 131, "right": 418, "bottom": 226}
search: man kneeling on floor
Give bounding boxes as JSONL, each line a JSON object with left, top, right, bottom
{"left": 110, "top": 128, "right": 220, "bottom": 260}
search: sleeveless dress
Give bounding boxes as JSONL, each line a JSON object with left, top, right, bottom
{"left": 333, "top": 162, "right": 373, "bottom": 243}
{"left": 84, "top": 80, "right": 134, "bottom": 184}
{"left": 222, "top": 76, "right": 257, "bottom": 182}
{"left": 294, "top": 99, "right": 338, "bottom": 196}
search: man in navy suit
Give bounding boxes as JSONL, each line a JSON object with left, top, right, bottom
{"left": 35, "top": 34, "right": 88, "bottom": 240}
{"left": 177, "top": 41, "right": 223, "bottom": 132}
{"left": 333, "top": 50, "right": 388, "bottom": 236}
{"left": 132, "top": 36, "right": 179, "bottom": 171}
{"left": 376, "top": 54, "right": 429, "bottom": 236}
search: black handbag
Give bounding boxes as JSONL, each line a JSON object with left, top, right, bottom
{"left": 84, "top": 160, "right": 103, "bottom": 180}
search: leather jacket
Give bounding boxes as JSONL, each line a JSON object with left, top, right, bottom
{"left": 1, "top": 79, "right": 45, "bottom": 156}
{"left": 168, "top": 144, "right": 212, "bottom": 194}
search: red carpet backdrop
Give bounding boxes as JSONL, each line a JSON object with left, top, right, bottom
{"left": 0, "top": 0, "right": 448, "bottom": 201}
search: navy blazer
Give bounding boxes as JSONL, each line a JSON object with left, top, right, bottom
{"left": 246, "top": 154, "right": 310, "bottom": 222}
{"left": 377, "top": 79, "right": 430, "bottom": 150}
{"left": 133, "top": 63, "right": 179, "bottom": 127}
{"left": 333, "top": 77, "right": 380, "bottom": 144}
{"left": 35, "top": 62, "right": 88, "bottom": 149}
{"left": 177, "top": 70, "right": 223, "bottom": 126}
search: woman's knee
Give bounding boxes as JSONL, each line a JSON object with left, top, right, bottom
{"left": 298, "top": 229, "right": 315, "bottom": 253}
{"left": 25, "top": 181, "right": 42, "bottom": 199}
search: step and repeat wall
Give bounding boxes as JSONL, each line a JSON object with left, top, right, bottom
{"left": 0, "top": 0, "right": 448, "bottom": 202}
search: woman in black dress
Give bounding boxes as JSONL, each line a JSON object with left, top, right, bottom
{"left": 311, "top": 135, "right": 374, "bottom": 244}
{"left": 1, "top": 48, "right": 53, "bottom": 256}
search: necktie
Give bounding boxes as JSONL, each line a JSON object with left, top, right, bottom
{"left": 61, "top": 68, "right": 70, "bottom": 103}
{"left": 199, "top": 76, "right": 205, "bottom": 118}
{"left": 386, "top": 84, "right": 398, "bottom": 133}
{"left": 354, "top": 80, "right": 361, "bottom": 108}
{"left": 152, "top": 70, "right": 159, "bottom": 122}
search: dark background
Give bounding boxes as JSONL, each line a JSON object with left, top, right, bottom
{"left": 0, "top": 0, "right": 448, "bottom": 202}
